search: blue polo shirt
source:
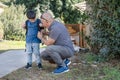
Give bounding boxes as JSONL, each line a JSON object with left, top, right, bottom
{"left": 48, "top": 21, "right": 75, "bottom": 52}
{"left": 26, "top": 19, "right": 41, "bottom": 43}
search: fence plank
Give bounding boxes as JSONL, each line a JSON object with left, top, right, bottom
{"left": 65, "top": 24, "right": 86, "bottom": 48}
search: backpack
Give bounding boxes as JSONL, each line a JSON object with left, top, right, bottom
{"left": 25, "top": 19, "right": 41, "bottom": 35}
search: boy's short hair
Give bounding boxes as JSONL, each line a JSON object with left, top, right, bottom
{"left": 26, "top": 10, "right": 36, "bottom": 19}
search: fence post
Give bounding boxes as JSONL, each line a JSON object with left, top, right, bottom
{"left": 65, "top": 24, "right": 86, "bottom": 48}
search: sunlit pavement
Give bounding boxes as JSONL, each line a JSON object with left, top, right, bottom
{"left": 0, "top": 48, "right": 45, "bottom": 78}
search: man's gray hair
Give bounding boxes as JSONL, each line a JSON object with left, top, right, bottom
{"left": 42, "top": 11, "right": 54, "bottom": 21}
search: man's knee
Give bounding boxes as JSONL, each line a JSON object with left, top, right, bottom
{"left": 40, "top": 52, "right": 44, "bottom": 58}
{"left": 46, "top": 45, "right": 56, "bottom": 51}
{"left": 40, "top": 51, "right": 48, "bottom": 59}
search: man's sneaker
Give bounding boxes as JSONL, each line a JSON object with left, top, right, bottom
{"left": 64, "top": 59, "right": 71, "bottom": 66}
{"left": 52, "top": 66, "right": 69, "bottom": 74}
{"left": 38, "top": 63, "right": 43, "bottom": 69}
{"left": 25, "top": 63, "right": 32, "bottom": 70}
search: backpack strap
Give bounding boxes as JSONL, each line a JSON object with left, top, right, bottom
{"left": 25, "top": 20, "right": 29, "bottom": 35}
{"left": 36, "top": 19, "right": 44, "bottom": 31}
{"left": 36, "top": 19, "right": 41, "bottom": 31}
{"left": 25, "top": 19, "right": 44, "bottom": 35}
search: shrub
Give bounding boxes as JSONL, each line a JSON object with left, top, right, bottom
{"left": 0, "top": 3, "right": 26, "bottom": 41}
{"left": 86, "top": 0, "right": 120, "bottom": 59}
{"left": 0, "top": 21, "right": 4, "bottom": 40}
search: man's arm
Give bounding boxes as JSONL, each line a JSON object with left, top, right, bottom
{"left": 42, "top": 37, "right": 55, "bottom": 45}
{"left": 37, "top": 32, "right": 55, "bottom": 46}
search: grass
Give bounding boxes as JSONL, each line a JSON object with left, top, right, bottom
{"left": 0, "top": 53, "right": 120, "bottom": 80}
{"left": 0, "top": 40, "right": 120, "bottom": 80}
{"left": 0, "top": 40, "right": 25, "bottom": 53}
{"left": 0, "top": 40, "right": 46, "bottom": 54}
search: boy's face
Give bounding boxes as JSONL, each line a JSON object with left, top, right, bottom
{"left": 29, "top": 18, "right": 36, "bottom": 22}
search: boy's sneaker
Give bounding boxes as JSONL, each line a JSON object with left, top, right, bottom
{"left": 25, "top": 63, "right": 32, "bottom": 70}
{"left": 52, "top": 66, "right": 69, "bottom": 74}
{"left": 38, "top": 63, "right": 43, "bottom": 69}
{"left": 64, "top": 59, "right": 71, "bottom": 66}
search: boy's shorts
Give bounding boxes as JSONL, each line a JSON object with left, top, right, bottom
{"left": 26, "top": 43, "right": 40, "bottom": 54}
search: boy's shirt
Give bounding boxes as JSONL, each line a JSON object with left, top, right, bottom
{"left": 26, "top": 19, "right": 41, "bottom": 43}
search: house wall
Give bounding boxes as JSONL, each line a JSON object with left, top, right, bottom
{"left": 0, "top": 8, "right": 4, "bottom": 14}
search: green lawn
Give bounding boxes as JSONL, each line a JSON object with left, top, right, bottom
{"left": 0, "top": 40, "right": 25, "bottom": 53}
{"left": 0, "top": 40, "right": 47, "bottom": 54}
{"left": 0, "top": 41, "right": 120, "bottom": 80}
{"left": 1, "top": 52, "right": 120, "bottom": 80}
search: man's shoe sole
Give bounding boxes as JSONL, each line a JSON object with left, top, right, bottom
{"left": 52, "top": 69, "right": 70, "bottom": 75}
{"left": 67, "top": 61, "right": 71, "bottom": 66}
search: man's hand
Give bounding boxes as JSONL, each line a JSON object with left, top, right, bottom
{"left": 37, "top": 31, "right": 55, "bottom": 46}
{"left": 37, "top": 31, "right": 43, "bottom": 39}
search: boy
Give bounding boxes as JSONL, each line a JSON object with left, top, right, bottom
{"left": 22, "top": 10, "right": 43, "bottom": 70}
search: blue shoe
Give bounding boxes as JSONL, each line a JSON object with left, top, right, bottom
{"left": 64, "top": 59, "right": 71, "bottom": 66}
{"left": 52, "top": 66, "right": 69, "bottom": 74}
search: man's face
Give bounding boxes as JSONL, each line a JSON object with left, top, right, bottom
{"left": 41, "top": 18, "right": 48, "bottom": 28}
{"left": 40, "top": 15, "right": 49, "bottom": 28}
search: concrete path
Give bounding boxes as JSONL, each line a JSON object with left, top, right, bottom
{"left": 0, "top": 48, "right": 45, "bottom": 78}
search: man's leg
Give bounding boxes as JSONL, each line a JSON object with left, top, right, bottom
{"left": 41, "top": 45, "right": 74, "bottom": 74}
{"left": 41, "top": 45, "right": 73, "bottom": 66}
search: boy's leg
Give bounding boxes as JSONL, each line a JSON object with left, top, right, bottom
{"left": 32, "top": 43, "right": 42, "bottom": 68}
{"left": 26, "top": 43, "right": 33, "bottom": 64}
{"left": 25, "top": 43, "right": 33, "bottom": 69}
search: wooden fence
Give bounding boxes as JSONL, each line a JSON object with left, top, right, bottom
{"left": 65, "top": 24, "right": 86, "bottom": 48}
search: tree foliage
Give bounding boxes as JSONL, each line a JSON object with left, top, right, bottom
{"left": 0, "top": 21, "right": 4, "bottom": 40}
{"left": 14, "top": 0, "right": 85, "bottom": 24}
{"left": 85, "top": 0, "right": 120, "bottom": 59}
{"left": 0, "top": 3, "right": 26, "bottom": 40}
{"left": 0, "top": 0, "right": 87, "bottom": 41}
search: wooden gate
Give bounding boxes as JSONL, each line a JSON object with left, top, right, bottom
{"left": 65, "top": 24, "right": 86, "bottom": 48}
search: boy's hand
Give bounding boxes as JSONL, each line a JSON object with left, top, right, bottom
{"left": 22, "top": 23, "right": 26, "bottom": 29}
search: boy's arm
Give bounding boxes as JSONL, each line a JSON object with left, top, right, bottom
{"left": 22, "top": 23, "right": 26, "bottom": 29}
{"left": 22, "top": 20, "right": 28, "bottom": 29}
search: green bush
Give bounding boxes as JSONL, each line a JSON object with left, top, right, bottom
{"left": 86, "top": 0, "right": 120, "bottom": 59}
{"left": 0, "top": 3, "right": 26, "bottom": 41}
{"left": 0, "top": 21, "right": 4, "bottom": 40}
{"left": 103, "top": 67, "right": 120, "bottom": 80}
{"left": 15, "top": 0, "right": 86, "bottom": 24}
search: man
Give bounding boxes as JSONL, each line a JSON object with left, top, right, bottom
{"left": 37, "top": 12, "right": 75, "bottom": 74}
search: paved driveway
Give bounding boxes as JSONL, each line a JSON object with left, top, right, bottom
{"left": 0, "top": 48, "right": 45, "bottom": 78}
